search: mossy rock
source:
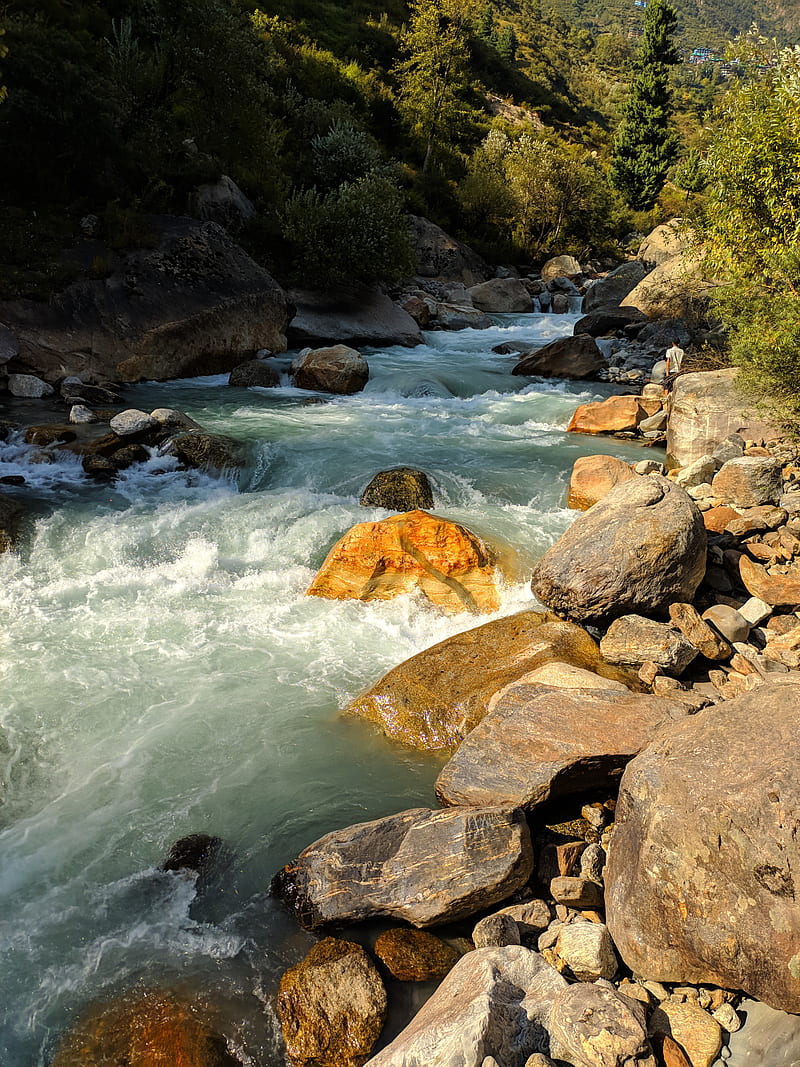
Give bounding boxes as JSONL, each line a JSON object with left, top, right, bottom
{"left": 359, "top": 467, "right": 434, "bottom": 511}
{"left": 374, "top": 928, "right": 461, "bottom": 981}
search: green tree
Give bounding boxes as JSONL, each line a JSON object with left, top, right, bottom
{"left": 610, "top": 0, "right": 680, "bottom": 210}
{"left": 673, "top": 148, "right": 706, "bottom": 199}
{"left": 701, "top": 43, "right": 800, "bottom": 429}
{"left": 392, "top": 0, "right": 474, "bottom": 172}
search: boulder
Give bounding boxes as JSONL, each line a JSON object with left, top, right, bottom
{"left": 359, "top": 468, "right": 434, "bottom": 511}
{"left": 726, "top": 998, "right": 800, "bottom": 1065}
{"left": 409, "top": 215, "right": 490, "bottom": 285}
{"left": 277, "top": 938, "right": 387, "bottom": 1067}
{"left": 194, "top": 174, "right": 254, "bottom": 232}
{"left": 513, "top": 335, "right": 606, "bottom": 380}
{"left": 637, "top": 220, "right": 694, "bottom": 268}
{"left": 307, "top": 509, "right": 501, "bottom": 616}
{"left": 291, "top": 344, "right": 369, "bottom": 395}
{"left": 373, "top": 928, "right": 461, "bottom": 981}
{"left": 472, "top": 912, "right": 521, "bottom": 949}
{"left": 567, "top": 455, "right": 639, "bottom": 510}
{"left": 346, "top": 610, "right": 635, "bottom": 752}
{"left": 161, "top": 834, "right": 226, "bottom": 878}
{"left": 554, "top": 923, "right": 619, "bottom": 981}
{"left": 273, "top": 805, "right": 534, "bottom": 929}
{"left": 567, "top": 395, "right": 662, "bottom": 435}
{"left": 228, "top": 359, "right": 280, "bottom": 388}
{"left": 150, "top": 408, "right": 202, "bottom": 433}
{"left": 287, "top": 287, "right": 422, "bottom": 348}
{"left": 549, "top": 983, "right": 655, "bottom": 1067}
{"left": 625, "top": 247, "right": 716, "bottom": 320}
{"left": 599, "top": 616, "right": 698, "bottom": 676}
{"left": 0, "top": 493, "right": 25, "bottom": 553}
{"left": 435, "top": 686, "right": 686, "bottom": 809}
{"left": 531, "top": 476, "right": 706, "bottom": 624}
{"left": 541, "top": 255, "right": 582, "bottom": 282}
{"left": 582, "top": 263, "right": 649, "bottom": 312}
{"left": 666, "top": 369, "right": 779, "bottom": 470}
{"left": 434, "top": 303, "right": 492, "bottom": 330}
{"left": 165, "top": 431, "right": 247, "bottom": 471}
{"left": 738, "top": 555, "right": 800, "bottom": 609}
{"left": 711, "top": 456, "right": 783, "bottom": 507}
{"left": 7, "top": 373, "right": 54, "bottom": 398}
{"left": 109, "top": 409, "right": 159, "bottom": 438}
{"left": 365, "top": 946, "right": 568, "bottom": 1067}
{"left": 0, "top": 217, "right": 290, "bottom": 383}
{"left": 572, "top": 306, "right": 648, "bottom": 337}
{"left": 468, "top": 278, "right": 533, "bottom": 313}
{"left": 69, "top": 404, "right": 98, "bottom": 424}
{"left": 51, "top": 990, "right": 239, "bottom": 1067}
{"left": 605, "top": 677, "right": 800, "bottom": 1012}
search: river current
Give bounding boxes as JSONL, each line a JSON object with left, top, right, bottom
{"left": 0, "top": 312, "right": 653, "bottom": 1065}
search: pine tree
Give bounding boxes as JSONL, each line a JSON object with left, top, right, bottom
{"left": 610, "top": 0, "right": 680, "bottom": 210}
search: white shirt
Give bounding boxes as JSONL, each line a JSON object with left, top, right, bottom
{"left": 665, "top": 345, "right": 684, "bottom": 373}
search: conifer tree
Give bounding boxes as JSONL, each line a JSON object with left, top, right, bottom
{"left": 610, "top": 0, "right": 680, "bottom": 210}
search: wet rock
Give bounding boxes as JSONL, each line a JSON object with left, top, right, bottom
{"left": 291, "top": 344, "right": 369, "bottom": 395}
{"left": 51, "top": 990, "right": 240, "bottom": 1067}
{"left": 513, "top": 335, "right": 606, "bottom": 380}
{"left": 82, "top": 455, "right": 117, "bottom": 480}
{"left": 554, "top": 922, "right": 619, "bottom": 981}
{"left": 308, "top": 509, "right": 500, "bottom": 616}
{"left": 365, "top": 946, "right": 568, "bottom": 1067}
{"left": 110, "top": 443, "right": 150, "bottom": 471}
{"left": 567, "top": 455, "right": 638, "bottom": 511}
{"left": 24, "top": 424, "right": 76, "bottom": 447}
{"left": 165, "top": 431, "right": 247, "bottom": 472}
{"left": 227, "top": 359, "right": 280, "bottom": 387}
{"left": 738, "top": 555, "right": 800, "bottom": 609}
{"left": 0, "top": 493, "right": 25, "bottom": 553}
{"left": 150, "top": 408, "right": 202, "bottom": 433}
{"left": 109, "top": 409, "right": 160, "bottom": 438}
{"left": 573, "top": 306, "right": 648, "bottom": 337}
{"left": 278, "top": 937, "right": 387, "bottom": 1067}
{"left": 162, "top": 833, "right": 226, "bottom": 878}
{"left": 531, "top": 476, "right": 706, "bottom": 624}
{"left": 346, "top": 611, "right": 634, "bottom": 752}
{"left": 60, "top": 379, "right": 122, "bottom": 406}
{"left": 648, "top": 1002, "right": 722, "bottom": 1067}
{"left": 468, "top": 278, "right": 532, "bottom": 313}
{"left": 273, "top": 805, "right": 533, "bottom": 929}
{"left": 549, "top": 982, "right": 655, "bottom": 1067}
{"left": 600, "top": 615, "right": 698, "bottom": 676}
{"left": 567, "top": 395, "right": 662, "bottom": 435}
{"left": 435, "top": 687, "right": 686, "bottom": 809}
{"left": 7, "top": 373, "right": 54, "bottom": 398}
{"left": 605, "top": 677, "right": 800, "bottom": 1012}
{"left": 373, "top": 928, "right": 461, "bottom": 981}
{"left": 711, "top": 457, "right": 783, "bottom": 507}
{"left": 359, "top": 468, "right": 434, "bottom": 512}
{"left": 582, "top": 263, "right": 648, "bottom": 311}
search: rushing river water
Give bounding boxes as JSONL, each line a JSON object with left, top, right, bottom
{"left": 0, "top": 312, "right": 654, "bottom": 1065}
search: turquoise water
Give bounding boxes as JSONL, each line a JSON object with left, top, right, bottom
{"left": 0, "top": 313, "right": 653, "bottom": 1064}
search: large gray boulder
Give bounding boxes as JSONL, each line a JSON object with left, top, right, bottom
{"left": 625, "top": 245, "right": 716, "bottom": 320}
{"left": 637, "top": 220, "right": 693, "bottom": 268}
{"left": 726, "top": 998, "right": 800, "bottom": 1065}
{"left": 512, "top": 335, "right": 606, "bottom": 380}
{"left": 0, "top": 217, "right": 290, "bottom": 383}
{"left": 531, "top": 476, "right": 706, "bottom": 624}
{"left": 667, "top": 368, "right": 779, "bottom": 469}
{"left": 582, "top": 262, "right": 649, "bottom": 312}
{"left": 409, "top": 215, "right": 490, "bottom": 285}
{"left": 605, "top": 677, "right": 800, "bottom": 1013}
{"left": 435, "top": 687, "right": 687, "bottom": 809}
{"left": 287, "top": 286, "right": 422, "bottom": 348}
{"left": 468, "top": 278, "right": 533, "bottom": 313}
{"left": 365, "top": 946, "right": 568, "bottom": 1067}
{"left": 273, "top": 806, "right": 534, "bottom": 929}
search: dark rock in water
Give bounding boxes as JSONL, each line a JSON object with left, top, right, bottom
{"left": 291, "top": 344, "right": 369, "bottom": 395}
{"left": 512, "top": 335, "right": 606, "bottom": 380}
{"left": 491, "top": 342, "right": 526, "bottom": 355}
{"left": 374, "top": 928, "right": 461, "bottom": 981}
{"left": 228, "top": 358, "right": 280, "bottom": 388}
{"left": 0, "top": 475, "right": 25, "bottom": 486}
{"left": 59, "top": 379, "right": 121, "bottom": 406}
{"left": 162, "top": 833, "right": 224, "bottom": 876}
{"left": 0, "top": 216, "right": 290, "bottom": 384}
{"left": 82, "top": 456, "right": 117, "bottom": 480}
{"left": 360, "top": 467, "right": 434, "bottom": 511}
{"left": 0, "top": 493, "right": 25, "bottom": 552}
{"left": 50, "top": 989, "right": 241, "bottom": 1067}
{"left": 110, "top": 443, "right": 150, "bottom": 471}
{"left": 531, "top": 476, "right": 706, "bottom": 624}
{"left": 278, "top": 937, "right": 387, "bottom": 1067}
{"left": 24, "top": 424, "right": 77, "bottom": 447}
{"left": 273, "top": 805, "right": 533, "bottom": 928}
{"left": 572, "top": 305, "right": 648, "bottom": 337}
{"left": 605, "top": 676, "right": 800, "bottom": 1013}
{"left": 165, "top": 431, "right": 247, "bottom": 471}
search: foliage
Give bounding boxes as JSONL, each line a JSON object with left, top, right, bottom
{"left": 282, "top": 173, "right": 415, "bottom": 287}
{"left": 673, "top": 148, "right": 707, "bottom": 194}
{"left": 701, "top": 43, "right": 800, "bottom": 429}
{"left": 610, "top": 0, "right": 680, "bottom": 211}
{"left": 311, "top": 120, "right": 385, "bottom": 189}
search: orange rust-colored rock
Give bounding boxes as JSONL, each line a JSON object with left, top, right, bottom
{"left": 702, "top": 506, "right": 739, "bottom": 534}
{"left": 374, "top": 928, "right": 461, "bottom": 981}
{"left": 739, "top": 555, "right": 800, "bottom": 609}
{"left": 51, "top": 990, "right": 238, "bottom": 1067}
{"left": 567, "top": 395, "right": 663, "bottom": 435}
{"left": 567, "top": 455, "right": 639, "bottom": 510}
{"left": 307, "top": 510, "right": 502, "bottom": 615}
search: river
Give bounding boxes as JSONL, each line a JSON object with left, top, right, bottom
{"left": 0, "top": 312, "right": 653, "bottom": 1065}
